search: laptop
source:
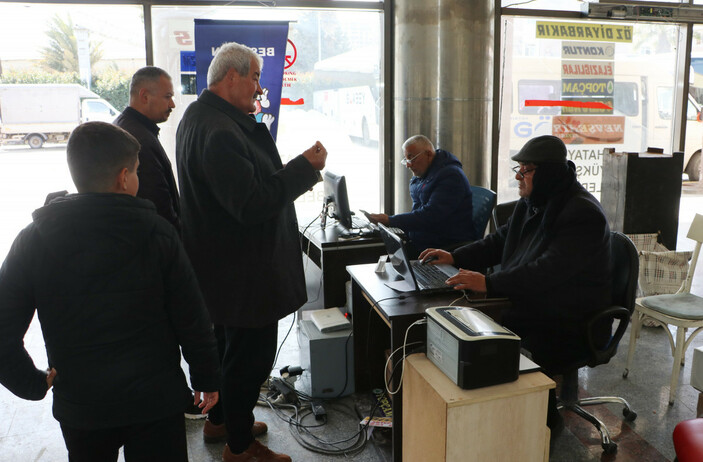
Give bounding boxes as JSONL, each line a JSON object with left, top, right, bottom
{"left": 378, "top": 224, "right": 459, "bottom": 293}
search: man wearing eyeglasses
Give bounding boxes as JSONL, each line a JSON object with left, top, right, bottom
{"left": 365, "top": 134, "right": 475, "bottom": 256}
{"left": 420, "top": 134, "right": 611, "bottom": 434}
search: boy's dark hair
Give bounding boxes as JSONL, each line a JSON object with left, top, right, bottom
{"left": 67, "top": 122, "right": 140, "bottom": 193}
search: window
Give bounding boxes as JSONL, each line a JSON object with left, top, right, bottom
{"left": 151, "top": 6, "right": 383, "bottom": 221}
{"left": 499, "top": 17, "right": 680, "bottom": 201}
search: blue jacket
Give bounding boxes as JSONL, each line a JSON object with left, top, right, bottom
{"left": 389, "top": 149, "right": 474, "bottom": 252}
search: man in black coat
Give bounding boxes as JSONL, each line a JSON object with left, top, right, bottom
{"left": 419, "top": 135, "right": 611, "bottom": 431}
{"left": 176, "top": 42, "right": 327, "bottom": 462}
{"left": 114, "top": 66, "right": 181, "bottom": 232}
{"left": 0, "top": 122, "right": 220, "bottom": 461}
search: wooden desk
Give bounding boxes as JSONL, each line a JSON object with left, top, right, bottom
{"left": 300, "top": 224, "right": 385, "bottom": 308}
{"left": 347, "top": 262, "right": 509, "bottom": 462}
{"left": 403, "top": 353, "right": 554, "bottom": 462}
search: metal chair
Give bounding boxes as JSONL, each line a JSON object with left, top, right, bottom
{"left": 556, "top": 231, "right": 639, "bottom": 454}
{"left": 624, "top": 213, "right": 703, "bottom": 404}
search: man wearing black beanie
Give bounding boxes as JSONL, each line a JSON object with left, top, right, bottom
{"left": 419, "top": 134, "right": 612, "bottom": 435}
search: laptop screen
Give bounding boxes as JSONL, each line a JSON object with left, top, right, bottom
{"left": 379, "top": 224, "right": 417, "bottom": 289}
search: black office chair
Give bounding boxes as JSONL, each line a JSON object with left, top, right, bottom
{"left": 492, "top": 199, "right": 519, "bottom": 230}
{"left": 554, "top": 231, "right": 639, "bottom": 454}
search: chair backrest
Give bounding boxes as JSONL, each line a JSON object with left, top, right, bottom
{"left": 610, "top": 231, "right": 640, "bottom": 313}
{"left": 470, "top": 185, "right": 497, "bottom": 239}
{"left": 492, "top": 199, "right": 519, "bottom": 230}
{"left": 586, "top": 231, "right": 639, "bottom": 367}
{"left": 682, "top": 213, "right": 703, "bottom": 293}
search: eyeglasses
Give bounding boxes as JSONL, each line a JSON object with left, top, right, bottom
{"left": 511, "top": 165, "right": 537, "bottom": 179}
{"left": 401, "top": 151, "right": 425, "bottom": 167}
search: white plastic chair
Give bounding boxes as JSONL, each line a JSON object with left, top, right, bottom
{"left": 624, "top": 213, "right": 703, "bottom": 404}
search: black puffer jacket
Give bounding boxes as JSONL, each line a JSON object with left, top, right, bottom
{"left": 0, "top": 194, "right": 219, "bottom": 429}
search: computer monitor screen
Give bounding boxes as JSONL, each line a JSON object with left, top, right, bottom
{"left": 323, "top": 171, "right": 353, "bottom": 229}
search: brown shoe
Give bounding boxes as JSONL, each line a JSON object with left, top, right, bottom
{"left": 222, "top": 440, "right": 291, "bottom": 462}
{"left": 205, "top": 420, "right": 267, "bottom": 443}
{"left": 252, "top": 421, "right": 268, "bottom": 437}
{"left": 203, "top": 419, "right": 227, "bottom": 443}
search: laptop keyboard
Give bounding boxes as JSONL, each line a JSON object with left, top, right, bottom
{"left": 411, "top": 261, "right": 450, "bottom": 289}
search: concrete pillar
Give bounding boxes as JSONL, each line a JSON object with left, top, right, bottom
{"left": 394, "top": 0, "right": 494, "bottom": 212}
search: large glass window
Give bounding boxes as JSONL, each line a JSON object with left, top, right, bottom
{"left": 685, "top": 24, "right": 703, "bottom": 181}
{"left": 151, "top": 6, "right": 383, "bottom": 222}
{"left": 0, "top": 2, "right": 146, "bottom": 258}
{"left": 499, "top": 17, "right": 682, "bottom": 201}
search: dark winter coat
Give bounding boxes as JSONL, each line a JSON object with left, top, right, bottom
{"left": 176, "top": 90, "right": 319, "bottom": 328}
{"left": 114, "top": 107, "right": 182, "bottom": 232}
{"left": 389, "top": 149, "right": 475, "bottom": 252}
{"left": 451, "top": 165, "right": 611, "bottom": 370}
{"left": 0, "top": 194, "right": 219, "bottom": 429}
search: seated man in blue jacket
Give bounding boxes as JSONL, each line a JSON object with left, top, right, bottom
{"left": 419, "top": 135, "right": 612, "bottom": 434}
{"left": 0, "top": 122, "right": 220, "bottom": 462}
{"left": 366, "top": 134, "right": 475, "bottom": 256}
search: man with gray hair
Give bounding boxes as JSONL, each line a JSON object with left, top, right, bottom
{"left": 366, "top": 134, "right": 475, "bottom": 256}
{"left": 114, "top": 66, "right": 181, "bottom": 232}
{"left": 176, "top": 42, "right": 327, "bottom": 462}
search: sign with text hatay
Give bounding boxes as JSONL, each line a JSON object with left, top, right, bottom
{"left": 194, "top": 20, "right": 289, "bottom": 140}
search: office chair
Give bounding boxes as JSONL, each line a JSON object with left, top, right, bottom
{"left": 556, "top": 231, "right": 639, "bottom": 454}
{"left": 492, "top": 199, "right": 519, "bottom": 229}
{"left": 440, "top": 185, "right": 496, "bottom": 253}
{"left": 624, "top": 213, "right": 703, "bottom": 404}
{"left": 469, "top": 185, "right": 497, "bottom": 239}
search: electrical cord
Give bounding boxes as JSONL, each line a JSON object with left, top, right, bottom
{"left": 271, "top": 312, "right": 297, "bottom": 377}
{"left": 449, "top": 290, "right": 472, "bottom": 306}
{"left": 385, "top": 318, "right": 427, "bottom": 395}
{"left": 258, "top": 391, "right": 370, "bottom": 456}
{"left": 364, "top": 295, "right": 409, "bottom": 384}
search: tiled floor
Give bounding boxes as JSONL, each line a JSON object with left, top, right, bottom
{"left": 1, "top": 183, "right": 703, "bottom": 461}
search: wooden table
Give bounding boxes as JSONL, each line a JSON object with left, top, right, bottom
{"left": 300, "top": 224, "right": 385, "bottom": 308}
{"left": 403, "top": 353, "right": 554, "bottom": 462}
{"left": 347, "top": 262, "right": 511, "bottom": 462}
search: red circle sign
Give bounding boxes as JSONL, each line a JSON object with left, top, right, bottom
{"left": 285, "top": 39, "right": 297, "bottom": 69}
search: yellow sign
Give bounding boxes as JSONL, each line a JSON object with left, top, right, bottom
{"left": 537, "top": 22, "right": 633, "bottom": 43}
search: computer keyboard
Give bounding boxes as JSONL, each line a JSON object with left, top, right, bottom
{"left": 363, "top": 222, "right": 406, "bottom": 239}
{"left": 411, "top": 261, "right": 449, "bottom": 289}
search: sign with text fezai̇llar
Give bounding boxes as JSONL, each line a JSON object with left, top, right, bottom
{"left": 194, "top": 20, "right": 289, "bottom": 141}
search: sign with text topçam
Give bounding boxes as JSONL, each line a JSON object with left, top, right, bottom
{"left": 194, "top": 20, "right": 289, "bottom": 140}
{"left": 536, "top": 22, "right": 633, "bottom": 42}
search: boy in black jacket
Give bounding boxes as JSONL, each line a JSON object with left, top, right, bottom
{"left": 0, "top": 121, "right": 220, "bottom": 461}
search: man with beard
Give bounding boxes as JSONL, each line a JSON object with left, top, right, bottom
{"left": 419, "top": 135, "right": 612, "bottom": 433}
{"left": 114, "top": 66, "right": 181, "bottom": 232}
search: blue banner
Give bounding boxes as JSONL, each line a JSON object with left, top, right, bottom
{"left": 194, "top": 20, "right": 289, "bottom": 140}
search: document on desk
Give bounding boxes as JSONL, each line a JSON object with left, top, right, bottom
{"left": 519, "top": 354, "right": 541, "bottom": 374}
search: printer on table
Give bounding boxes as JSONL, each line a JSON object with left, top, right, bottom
{"left": 426, "top": 306, "right": 521, "bottom": 389}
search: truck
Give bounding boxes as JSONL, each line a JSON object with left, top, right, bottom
{"left": 0, "top": 83, "right": 121, "bottom": 149}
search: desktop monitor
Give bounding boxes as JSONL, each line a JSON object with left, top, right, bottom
{"left": 323, "top": 171, "right": 353, "bottom": 229}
